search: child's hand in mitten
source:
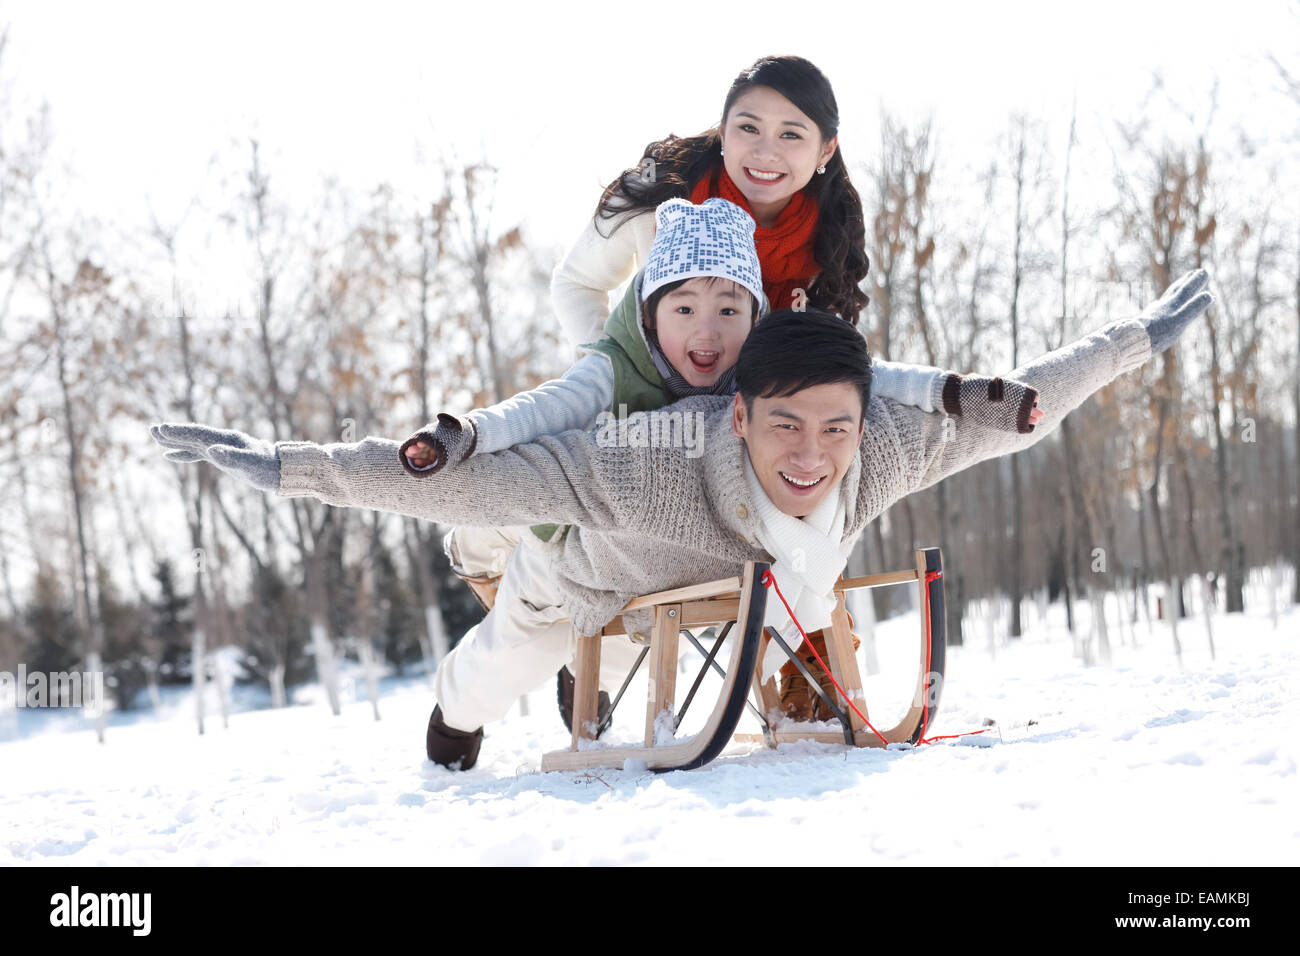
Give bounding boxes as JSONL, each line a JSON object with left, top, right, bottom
{"left": 398, "top": 413, "right": 477, "bottom": 476}
{"left": 933, "top": 373, "right": 1042, "bottom": 433}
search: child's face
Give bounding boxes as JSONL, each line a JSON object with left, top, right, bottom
{"left": 650, "top": 278, "right": 754, "bottom": 387}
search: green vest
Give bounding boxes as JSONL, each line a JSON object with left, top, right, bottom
{"left": 530, "top": 275, "right": 671, "bottom": 544}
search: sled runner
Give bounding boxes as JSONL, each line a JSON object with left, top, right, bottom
{"left": 539, "top": 548, "right": 946, "bottom": 773}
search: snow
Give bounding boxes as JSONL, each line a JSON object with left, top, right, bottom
{"left": 2, "top": 600, "right": 1296, "bottom": 866}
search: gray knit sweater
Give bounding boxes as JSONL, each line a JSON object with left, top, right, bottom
{"left": 278, "top": 319, "right": 1151, "bottom": 637}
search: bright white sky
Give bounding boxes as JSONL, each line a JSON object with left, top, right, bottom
{"left": 4, "top": 0, "right": 1296, "bottom": 257}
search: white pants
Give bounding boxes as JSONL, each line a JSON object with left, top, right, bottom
{"left": 435, "top": 530, "right": 645, "bottom": 733}
{"left": 443, "top": 523, "right": 529, "bottom": 579}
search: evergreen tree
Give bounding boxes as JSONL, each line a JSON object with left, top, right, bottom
{"left": 23, "top": 568, "right": 82, "bottom": 678}
{"left": 372, "top": 541, "right": 420, "bottom": 673}
{"left": 241, "top": 563, "right": 311, "bottom": 701}
{"left": 149, "top": 559, "right": 191, "bottom": 685}
{"left": 98, "top": 562, "right": 150, "bottom": 711}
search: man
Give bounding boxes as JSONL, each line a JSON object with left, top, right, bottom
{"left": 151, "top": 270, "right": 1214, "bottom": 770}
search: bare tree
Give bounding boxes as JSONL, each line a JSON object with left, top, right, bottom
{"left": 237, "top": 139, "right": 343, "bottom": 716}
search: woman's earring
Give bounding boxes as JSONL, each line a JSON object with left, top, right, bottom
{"left": 720, "top": 146, "right": 725, "bottom": 157}
{"left": 817, "top": 165, "right": 827, "bottom": 175}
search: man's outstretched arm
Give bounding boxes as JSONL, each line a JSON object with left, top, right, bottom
{"left": 151, "top": 422, "right": 650, "bottom": 533}
{"left": 872, "top": 269, "right": 1214, "bottom": 497}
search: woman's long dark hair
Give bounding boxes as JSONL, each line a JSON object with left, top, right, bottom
{"left": 594, "top": 55, "right": 870, "bottom": 325}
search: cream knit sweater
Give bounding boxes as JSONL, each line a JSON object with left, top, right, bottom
{"left": 278, "top": 319, "right": 1151, "bottom": 637}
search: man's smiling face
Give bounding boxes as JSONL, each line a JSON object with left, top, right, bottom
{"left": 731, "top": 383, "right": 865, "bottom": 518}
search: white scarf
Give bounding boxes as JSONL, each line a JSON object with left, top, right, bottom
{"left": 742, "top": 453, "right": 853, "bottom": 681}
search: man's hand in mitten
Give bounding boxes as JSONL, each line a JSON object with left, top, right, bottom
{"left": 1139, "top": 269, "right": 1215, "bottom": 355}
{"left": 398, "top": 413, "right": 477, "bottom": 477}
{"left": 934, "top": 373, "right": 1043, "bottom": 434}
{"left": 150, "top": 422, "right": 281, "bottom": 492}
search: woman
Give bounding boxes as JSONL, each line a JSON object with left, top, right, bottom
{"left": 552, "top": 54, "right": 869, "bottom": 348}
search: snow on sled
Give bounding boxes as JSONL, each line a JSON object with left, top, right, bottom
{"left": 539, "top": 548, "right": 947, "bottom": 773}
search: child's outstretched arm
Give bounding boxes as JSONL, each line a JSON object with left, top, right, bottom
{"left": 871, "top": 359, "right": 1043, "bottom": 433}
{"left": 399, "top": 352, "right": 616, "bottom": 476}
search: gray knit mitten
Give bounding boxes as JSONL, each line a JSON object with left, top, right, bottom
{"left": 1139, "top": 269, "right": 1214, "bottom": 355}
{"left": 398, "top": 412, "right": 477, "bottom": 477}
{"left": 150, "top": 422, "right": 281, "bottom": 491}
{"left": 934, "top": 373, "right": 1040, "bottom": 434}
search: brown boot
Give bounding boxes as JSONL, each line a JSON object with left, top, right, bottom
{"left": 778, "top": 666, "right": 843, "bottom": 721}
{"left": 809, "top": 668, "right": 842, "bottom": 722}
{"left": 425, "top": 706, "right": 483, "bottom": 770}
{"left": 556, "top": 666, "right": 611, "bottom": 738}
{"left": 778, "top": 671, "right": 815, "bottom": 721}
{"left": 777, "top": 627, "right": 862, "bottom": 722}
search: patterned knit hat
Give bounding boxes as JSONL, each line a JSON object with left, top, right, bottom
{"left": 642, "top": 198, "right": 766, "bottom": 312}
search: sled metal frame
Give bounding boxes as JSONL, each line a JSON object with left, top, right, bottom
{"left": 539, "top": 548, "right": 946, "bottom": 773}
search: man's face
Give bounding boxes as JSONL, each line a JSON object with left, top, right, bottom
{"left": 731, "top": 383, "right": 865, "bottom": 518}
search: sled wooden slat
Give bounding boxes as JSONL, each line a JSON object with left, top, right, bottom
{"left": 619, "top": 577, "right": 741, "bottom": 612}
{"left": 825, "top": 591, "right": 866, "bottom": 732}
{"left": 601, "top": 599, "right": 741, "bottom": 636}
{"left": 570, "top": 633, "right": 603, "bottom": 749}
{"left": 645, "top": 604, "right": 681, "bottom": 745}
{"left": 834, "top": 569, "right": 920, "bottom": 592}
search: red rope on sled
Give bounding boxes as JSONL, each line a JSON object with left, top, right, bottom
{"left": 760, "top": 570, "right": 889, "bottom": 746}
{"left": 761, "top": 568, "right": 990, "bottom": 749}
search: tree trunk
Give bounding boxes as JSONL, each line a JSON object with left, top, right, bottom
{"left": 936, "top": 482, "right": 964, "bottom": 647}
{"left": 1176, "top": 442, "right": 1216, "bottom": 659}
{"left": 1148, "top": 401, "right": 1183, "bottom": 667}
{"left": 52, "top": 290, "right": 106, "bottom": 742}
{"left": 1135, "top": 462, "right": 1154, "bottom": 640}
{"left": 211, "top": 649, "right": 230, "bottom": 729}
{"left": 1059, "top": 524, "right": 1075, "bottom": 636}
{"left": 191, "top": 609, "right": 207, "bottom": 734}
{"left": 1205, "top": 309, "right": 1246, "bottom": 614}
{"left": 1062, "top": 418, "right": 1111, "bottom": 666}
{"left": 1292, "top": 220, "right": 1299, "bottom": 603}
{"left": 1007, "top": 121, "right": 1026, "bottom": 638}
{"left": 269, "top": 663, "right": 287, "bottom": 709}
{"left": 357, "top": 525, "right": 382, "bottom": 721}
{"left": 403, "top": 518, "right": 447, "bottom": 678}
{"left": 303, "top": 551, "right": 342, "bottom": 715}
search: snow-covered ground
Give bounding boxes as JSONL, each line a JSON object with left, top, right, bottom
{"left": 2, "top": 587, "right": 1296, "bottom": 866}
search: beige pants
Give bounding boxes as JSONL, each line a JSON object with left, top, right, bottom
{"left": 435, "top": 528, "right": 644, "bottom": 733}
{"left": 442, "top": 524, "right": 529, "bottom": 579}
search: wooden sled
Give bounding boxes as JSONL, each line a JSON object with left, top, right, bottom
{"left": 539, "top": 548, "right": 946, "bottom": 773}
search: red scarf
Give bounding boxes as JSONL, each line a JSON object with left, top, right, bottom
{"left": 690, "top": 166, "right": 820, "bottom": 313}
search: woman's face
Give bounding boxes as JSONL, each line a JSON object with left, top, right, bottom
{"left": 719, "top": 86, "right": 837, "bottom": 223}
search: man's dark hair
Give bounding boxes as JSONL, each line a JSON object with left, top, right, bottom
{"left": 736, "top": 307, "right": 872, "bottom": 417}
